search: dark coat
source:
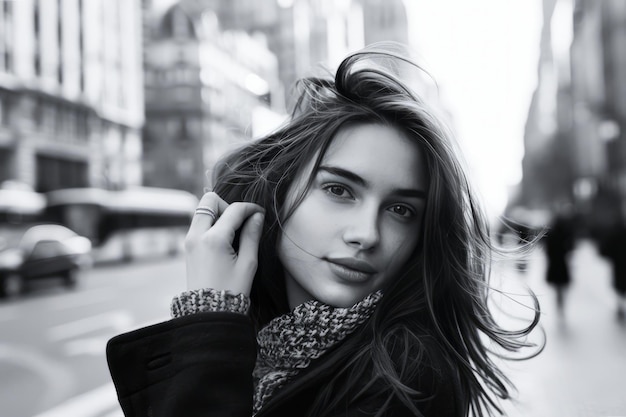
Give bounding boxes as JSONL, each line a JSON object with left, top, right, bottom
{"left": 545, "top": 216, "right": 575, "bottom": 286}
{"left": 600, "top": 226, "right": 626, "bottom": 294}
{"left": 107, "top": 312, "right": 464, "bottom": 417}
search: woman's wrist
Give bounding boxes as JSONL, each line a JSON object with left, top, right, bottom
{"left": 171, "top": 288, "right": 251, "bottom": 318}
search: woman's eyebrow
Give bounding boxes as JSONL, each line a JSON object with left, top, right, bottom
{"left": 318, "top": 165, "right": 427, "bottom": 199}
{"left": 319, "top": 165, "right": 366, "bottom": 186}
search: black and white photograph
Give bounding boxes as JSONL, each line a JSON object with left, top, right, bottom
{"left": 1, "top": 1, "right": 625, "bottom": 416}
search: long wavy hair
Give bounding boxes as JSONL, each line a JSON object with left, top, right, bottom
{"left": 212, "top": 44, "right": 541, "bottom": 417}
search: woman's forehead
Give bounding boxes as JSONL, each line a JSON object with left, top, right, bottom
{"left": 319, "top": 123, "right": 428, "bottom": 191}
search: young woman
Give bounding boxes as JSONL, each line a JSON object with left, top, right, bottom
{"left": 107, "top": 45, "right": 541, "bottom": 417}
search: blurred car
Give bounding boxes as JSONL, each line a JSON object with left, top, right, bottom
{"left": 0, "top": 224, "right": 92, "bottom": 299}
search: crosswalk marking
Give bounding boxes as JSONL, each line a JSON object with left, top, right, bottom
{"left": 46, "top": 288, "right": 115, "bottom": 311}
{"left": 47, "top": 311, "right": 133, "bottom": 342}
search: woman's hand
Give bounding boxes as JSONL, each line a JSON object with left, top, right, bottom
{"left": 184, "top": 192, "right": 265, "bottom": 296}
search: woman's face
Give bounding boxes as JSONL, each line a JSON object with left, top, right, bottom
{"left": 278, "top": 123, "right": 428, "bottom": 308}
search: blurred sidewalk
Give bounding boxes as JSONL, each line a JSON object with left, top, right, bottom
{"left": 497, "top": 239, "right": 626, "bottom": 417}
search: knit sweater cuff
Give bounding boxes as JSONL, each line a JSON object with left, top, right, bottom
{"left": 171, "top": 288, "right": 250, "bottom": 318}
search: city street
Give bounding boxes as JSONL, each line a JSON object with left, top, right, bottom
{"left": 0, "top": 256, "right": 187, "bottom": 417}
{"left": 1, "top": 240, "right": 625, "bottom": 417}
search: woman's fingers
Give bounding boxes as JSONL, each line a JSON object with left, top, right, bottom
{"left": 209, "top": 202, "right": 265, "bottom": 245}
{"left": 237, "top": 212, "right": 265, "bottom": 273}
{"left": 188, "top": 192, "right": 229, "bottom": 238}
{"left": 184, "top": 193, "right": 265, "bottom": 295}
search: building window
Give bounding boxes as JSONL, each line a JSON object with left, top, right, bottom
{"left": 0, "top": 95, "right": 10, "bottom": 126}
{"left": 34, "top": 55, "right": 41, "bottom": 76}
{"left": 33, "top": 1, "right": 40, "bottom": 34}
{"left": 34, "top": 0, "right": 41, "bottom": 76}
{"left": 33, "top": 97, "right": 42, "bottom": 128}
{"left": 172, "top": 9, "right": 193, "bottom": 39}
{"left": 143, "top": 125, "right": 157, "bottom": 146}
{"left": 66, "top": 108, "right": 77, "bottom": 140}
{"left": 0, "top": 148, "right": 11, "bottom": 182}
{"left": 4, "top": 51, "right": 12, "bottom": 73}
{"left": 77, "top": 110, "right": 88, "bottom": 140}
{"left": 57, "top": 0, "right": 64, "bottom": 85}
{"left": 36, "top": 154, "right": 88, "bottom": 192}
{"left": 118, "top": 84, "right": 126, "bottom": 108}
{"left": 1, "top": 0, "right": 14, "bottom": 73}
{"left": 179, "top": 117, "right": 189, "bottom": 142}
{"left": 78, "top": 0, "right": 85, "bottom": 91}
{"left": 55, "top": 105, "right": 65, "bottom": 137}
{"left": 42, "top": 103, "right": 56, "bottom": 133}
{"left": 144, "top": 68, "right": 153, "bottom": 85}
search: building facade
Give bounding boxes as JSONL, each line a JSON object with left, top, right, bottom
{"left": 141, "top": 0, "right": 417, "bottom": 196}
{"left": 142, "top": 2, "right": 284, "bottom": 196}
{"left": 518, "top": 0, "right": 626, "bottom": 232}
{"left": 360, "top": 0, "right": 409, "bottom": 46}
{"left": 0, "top": 0, "right": 144, "bottom": 192}
{"left": 170, "top": 0, "right": 367, "bottom": 109}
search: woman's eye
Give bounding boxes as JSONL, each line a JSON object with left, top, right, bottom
{"left": 388, "top": 204, "right": 414, "bottom": 218}
{"left": 323, "top": 184, "right": 352, "bottom": 198}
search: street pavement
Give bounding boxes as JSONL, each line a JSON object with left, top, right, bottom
{"left": 498, "top": 239, "right": 626, "bottom": 417}
{"left": 1, "top": 239, "right": 625, "bottom": 417}
{"left": 0, "top": 255, "right": 187, "bottom": 417}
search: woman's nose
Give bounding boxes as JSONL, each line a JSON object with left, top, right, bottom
{"left": 342, "top": 206, "right": 380, "bottom": 250}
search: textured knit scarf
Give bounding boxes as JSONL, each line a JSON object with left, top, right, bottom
{"left": 252, "top": 290, "right": 383, "bottom": 415}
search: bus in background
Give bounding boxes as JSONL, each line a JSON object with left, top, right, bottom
{"left": 45, "top": 187, "right": 199, "bottom": 264}
{"left": 0, "top": 181, "right": 47, "bottom": 224}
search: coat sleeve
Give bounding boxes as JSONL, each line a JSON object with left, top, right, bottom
{"left": 106, "top": 312, "right": 257, "bottom": 417}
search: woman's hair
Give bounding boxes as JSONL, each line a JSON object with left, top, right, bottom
{"left": 212, "top": 43, "right": 541, "bottom": 417}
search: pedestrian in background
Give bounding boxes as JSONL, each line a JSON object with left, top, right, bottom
{"left": 544, "top": 208, "right": 576, "bottom": 315}
{"left": 599, "top": 219, "right": 626, "bottom": 321}
{"left": 106, "top": 43, "right": 541, "bottom": 417}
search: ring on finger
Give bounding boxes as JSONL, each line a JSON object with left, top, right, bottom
{"left": 195, "top": 206, "right": 218, "bottom": 223}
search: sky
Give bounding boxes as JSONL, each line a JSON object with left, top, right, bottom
{"left": 404, "top": 1, "right": 543, "bottom": 217}
{"left": 152, "top": 0, "right": 544, "bottom": 217}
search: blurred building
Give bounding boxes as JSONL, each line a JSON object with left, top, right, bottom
{"left": 0, "top": 0, "right": 144, "bottom": 192}
{"left": 156, "top": 0, "right": 411, "bottom": 108}
{"left": 175, "top": 0, "right": 367, "bottom": 108}
{"left": 519, "top": 0, "right": 571, "bottom": 210}
{"left": 141, "top": 0, "right": 416, "bottom": 196}
{"left": 360, "top": 0, "right": 409, "bottom": 46}
{"left": 517, "top": 0, "right": 626, "bottom": 234}
{"left": 142, "top": 1, "right": 285, "bottom": 196}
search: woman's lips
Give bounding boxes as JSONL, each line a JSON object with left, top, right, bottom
{"left": 326, "top": 257, "right": 377, "bottom": 283}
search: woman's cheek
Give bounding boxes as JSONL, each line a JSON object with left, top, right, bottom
{"left": 285, "top": 199, "right": 331, "bottom": 248}
{"left": 388, "top": 227, "right": 420, "bottom": 265}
